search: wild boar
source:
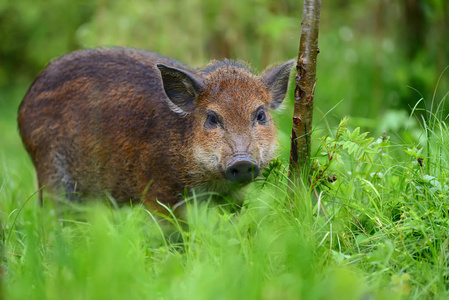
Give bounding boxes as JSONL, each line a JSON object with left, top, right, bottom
{"left": 18, "top": 47, "right": 293, "bottom": 212}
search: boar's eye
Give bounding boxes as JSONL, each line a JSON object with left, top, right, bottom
{"left": 205, "top": 111, "right": 220, "bottom": 129}
{"left": 256, "top": 108, "right": 267, "bottom": 125}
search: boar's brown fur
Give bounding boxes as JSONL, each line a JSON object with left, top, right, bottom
{"left": 18, "top": 47, "right": 293, "bottom": 212}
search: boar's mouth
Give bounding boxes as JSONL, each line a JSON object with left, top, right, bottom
{"left": 224, "top": 155, "right": 260, "bottom": 185}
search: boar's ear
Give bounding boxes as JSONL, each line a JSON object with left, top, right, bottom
{"left": 157, "top": 64, "right": 205, "bottom": 115}
{"left": 261, "top": 60, "right": 295, "bottom": 109}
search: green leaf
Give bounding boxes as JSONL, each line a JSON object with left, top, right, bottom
{"left": 336, "top": 117, "right": 348, "bottom": 140}
{"left": 350, "top": 127, "right": 361, "bottom": 141}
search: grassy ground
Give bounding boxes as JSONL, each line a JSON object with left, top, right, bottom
{"left": 1, "top": 85, "right": 449, "bottom": 299}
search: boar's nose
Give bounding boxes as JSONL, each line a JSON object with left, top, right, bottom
{"left": 225, "top": 158, "right": 260, "bottom": 184}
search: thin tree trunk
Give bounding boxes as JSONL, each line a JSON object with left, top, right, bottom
{"left": 289, "top": 0, "right": 321, "bottom": 181}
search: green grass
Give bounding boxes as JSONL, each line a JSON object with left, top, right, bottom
{"left": 1, "top": 88, "right": 449, "bottom": 299}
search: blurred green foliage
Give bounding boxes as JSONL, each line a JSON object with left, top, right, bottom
{"left": 1, "top": 0, "right": 448, "bottom": 129}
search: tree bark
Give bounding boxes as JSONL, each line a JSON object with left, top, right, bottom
{"left": 289, "top": 0, "right": 321, "bottom": 181}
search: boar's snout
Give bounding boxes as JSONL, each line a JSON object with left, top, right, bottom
{"left": 225, "top": 156, "right": 260, "bottom": 185}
